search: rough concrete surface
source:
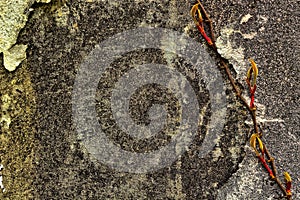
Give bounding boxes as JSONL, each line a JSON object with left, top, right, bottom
{"left": 0, "top": 0, "right": 299, "bottom": 199}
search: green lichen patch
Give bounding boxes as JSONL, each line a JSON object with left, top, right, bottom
{"left": 3, "top": 44, "right": 28, "bottom": 72}
{"left": 0, "top": 0, "right": 33, "bottom": 71}
{"left": 0, "top": 0, "right": 53, "bottom": 72}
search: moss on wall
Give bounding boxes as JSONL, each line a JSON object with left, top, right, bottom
{"left": 0, "top": 0, "right": 53, "bottom": 71}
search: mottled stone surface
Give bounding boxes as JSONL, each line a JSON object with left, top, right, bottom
{"left": 0, "top": 0, "right": 298, "bottom": 199}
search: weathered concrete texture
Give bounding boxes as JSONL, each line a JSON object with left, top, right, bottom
{"left": 0, "top": 0, "right": 298, "bottom": 199}
{"left": 0, "top": 63, "right": 36, "bottom": 199}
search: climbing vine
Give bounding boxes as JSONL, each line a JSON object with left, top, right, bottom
{"left": 190, "top": 1, "right": 292, "bottom": 199}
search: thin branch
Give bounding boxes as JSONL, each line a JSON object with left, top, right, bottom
{"left": 191, "top": 1, "right": 292, "bottom": 199}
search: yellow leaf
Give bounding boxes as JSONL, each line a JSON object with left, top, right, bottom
{"left": 284, "top": 172, "right": 292, "bottom": 182}
{"left": 249, "top": 58, "right": 258, "bottom": 85}
{"left": 257, "top": 137, "right": 264, "bottom": 153}
{"left": 250, "top": 134, "right": 257, "bottom": 148}
{"left": 250, "top": 133, "right": 260, "bottom": 156}
{"left": 190, "top": 3, "right": 202, "bottom": 25}
{"left": 190, "top": 4, "right": 199, "bottom": 24}
{"left": 246, "top": 66, "right": 252, "bottom": 81}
